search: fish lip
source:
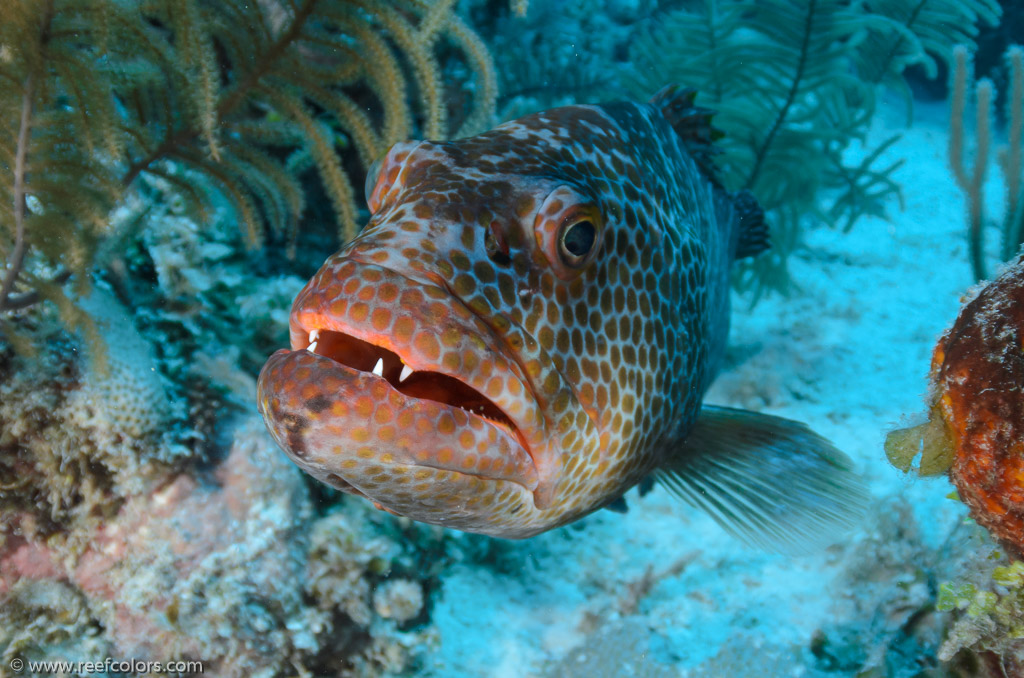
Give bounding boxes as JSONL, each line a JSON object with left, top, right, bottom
{"left": 258, "top": 348, "right": 538, "bottom": 491}
{"left": 288, "top": 262, "right": 539, "bottom": 482}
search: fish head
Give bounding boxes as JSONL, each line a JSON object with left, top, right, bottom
{"left": 259, "top": 107, "right": 699, "bottom": 538}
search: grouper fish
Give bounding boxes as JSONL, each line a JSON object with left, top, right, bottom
{"left": 257, "top": 85, "right": 867, "bottom": 547}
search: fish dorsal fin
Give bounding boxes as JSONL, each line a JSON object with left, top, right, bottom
{"left": 655, "top": 405, "right": 868, "bottom": 554}
{"left": 650, "top": 84, "right": 724, "bottom": 187}
{"left": 729, "top": 189, "right": 769, "bottom": 259}
{"left": 652, "top": 85, "right": 768, "bottom": 260}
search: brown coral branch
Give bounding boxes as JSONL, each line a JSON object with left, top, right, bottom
{"left": 971, "top": 80, "right": 993, "bottom": 279}
{"left": 1, "top": 270, "right": 72, "bottom": 312}
{"left": 120, "top": 0, "right": 320, "bottom": 188}
{"left": 0, "top": 75, "right": 35, "bottom": 314}
{"left": 447, "top": 12, "right": 498, "bottom": 138}
{"left": 217, "top": 0, "right": 319, "bottom": 119}
{"left": 345, "top": 23, "right": 410, "bottom": 145}
{"left": 365, "top": 0, "right": 446, "bottom": 139}
{"left": 1006, "top": 47, "right": 1023, "bottom": 218}
{"left": 949, "top": 46, "right": 970, "bottom": 189}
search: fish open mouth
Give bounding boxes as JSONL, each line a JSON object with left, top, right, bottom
{"left": 258, "top": 259, "right": 545, "bottom": 513}
{"left": 301, "top": 327, "right": 521, "bottom": 441}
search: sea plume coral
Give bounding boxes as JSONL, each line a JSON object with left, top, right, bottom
{"left": 948, "top": 43, "right": 1024, "bottom": 281}
{"left": 0, "top": 0, "right": 496, "bottom": 345}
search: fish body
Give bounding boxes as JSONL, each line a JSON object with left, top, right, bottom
{"left": 258, "top": 86, "right": 864, "bottom": 544}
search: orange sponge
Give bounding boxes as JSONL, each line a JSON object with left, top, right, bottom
{"left": 937, "top": 257, "right": 1024, "bottom": 553}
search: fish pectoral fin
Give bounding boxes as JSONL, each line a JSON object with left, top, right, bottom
{"left": 604, "top": 496, "right": 629, "bottom": 514}
{"left": 637, "top": 474, "right": 655, "bottom": 497}
{"left": 655, "top": 405, "right": 868, "bottom": 554}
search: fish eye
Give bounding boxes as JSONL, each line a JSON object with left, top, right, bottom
{"left": 559, "top": 218, "right": 597, "bottom": 266}
{"left": 534, "top": 186, "right": 603, "bottom": 279}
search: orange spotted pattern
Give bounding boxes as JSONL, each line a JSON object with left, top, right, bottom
{"left": 931, "top": 256, "right": 1024, "bottom": 554}
{"left": 258, "top": 97, "right": 745, "bottom": 537}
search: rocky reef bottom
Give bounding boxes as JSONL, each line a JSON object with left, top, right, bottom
{"left": 0, "top": 315, "right": 442, "bottom": 677}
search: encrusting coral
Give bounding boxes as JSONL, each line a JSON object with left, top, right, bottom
{"left": 0, "top": 579, "right": 110, "bottom": 669}
{"left": 0, "top": 305, "right": 187, "bottom": 546}
{"left": 938, "top": 555, "right": 1024, "bottom": 672}
{"left": 64, "top": 287, "right": 184, "bottom": 459}
{"left": 306, "top": 509, "right": 400, "bottom": 628}
{"left": 1, "top": 415, "right": 444, "bottom": 677}
{"left": 300, "top": 502, "right": 445, "bottom": 675}
{"left": 2, "top": 417, "right": 312, "bottom": 676}
{"left": 372, "top": 578, "right": 425, "bottom": 624}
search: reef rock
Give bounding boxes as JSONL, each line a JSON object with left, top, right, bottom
{"left": 1, "top": 418, "right": 317, "bottom": 677}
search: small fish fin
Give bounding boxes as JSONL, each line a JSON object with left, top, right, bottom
{"left": 637, "top": 475, "right": 655, "bottom": 497}
{"left": 650, "top": 84, "right": 724, "bottom": 188}
{"left": 604, "top": 496, "right": 629, "bottom": 514}
{"left": 655, "top": 405, "right": 868, "bottom": 554}
{"left": 731, "top": 189, "right": 769, "bottom": 259}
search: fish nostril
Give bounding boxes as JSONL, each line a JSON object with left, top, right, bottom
{"left": 484, "top": 220, "right": 512, "bottom": 266}
{"left": 307, "top": 394, "right": 331, "bottom": 413}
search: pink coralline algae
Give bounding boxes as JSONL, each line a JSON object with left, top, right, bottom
{"left": 1, "top": 420, "right": 313, "bottom": 672}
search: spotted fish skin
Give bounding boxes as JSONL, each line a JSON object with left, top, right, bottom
{"left": 258, "top": 88, "right": 768, "bottom": 538}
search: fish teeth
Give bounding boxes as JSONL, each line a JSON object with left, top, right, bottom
{"left": 399, "top": 364, "right": 413, "bottom": 382}
{"left": 372, "top": 358, "right": 384, "bottom": 377}
{"left": 308, "top": 329, "right": 320, "bottom": 344}
{"left": 307, "top": 340, "right": 318, "bottom": 354}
